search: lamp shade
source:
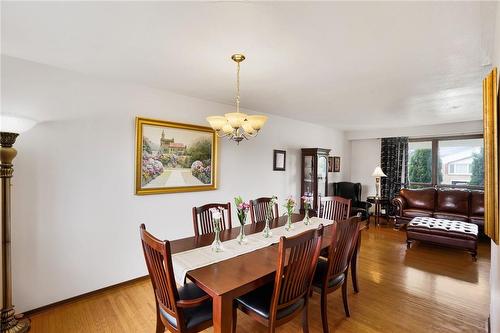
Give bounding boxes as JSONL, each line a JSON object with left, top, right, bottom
{"left": 0, "top": 114, "right": 37, "bottom": 134}
{"left": 372, "top": 166, "right": 387, "bottom": 177}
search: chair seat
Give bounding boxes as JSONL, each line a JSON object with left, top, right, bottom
{"left": 312, "top": 258, "right": 345, "bottom": 289}
{"left": 160, "top": 282, "right": 212, "bottom": 330}
{"left": 235, "top": 283, "right": 304, "bottom": 320}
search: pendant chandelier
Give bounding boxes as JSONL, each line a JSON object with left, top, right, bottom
{"left": 206, "top": 54, "right": 267, "bottom": 144}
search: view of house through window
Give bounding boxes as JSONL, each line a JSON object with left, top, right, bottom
{"left": 439, "top": 139, "right": 483, "bottom": 186}
{"left": 408, "top": 136, "right": 483, "bottom": 188}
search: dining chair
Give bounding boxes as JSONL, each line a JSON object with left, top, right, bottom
{"left": 140, "top": 224, "right": 213, "bottom": 333}
{"left": 311, "top": 216, "right": 362, "bottom": 333}
{"left": 232, "top": 225, "right": 325, "bottom": 333}
{"left": 249, "top": 197, "right": 279, "bottom": 224}
{"left": 318, "top": 196, "right": 363, "bottom": 293}
{"left": 192, "top": 202, "right": 232, "bottom": 237}
{"left": 318, "top": 196, "right": 351, "bottom": 221}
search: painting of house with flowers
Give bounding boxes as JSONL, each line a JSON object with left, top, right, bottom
{"left": 135, "top": 117, "right": 217, "bottom": 194}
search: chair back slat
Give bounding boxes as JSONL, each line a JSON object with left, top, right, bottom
{"left": 192, "top": 202, "right": 232, "bottom": 237}
{"left": 319, "top": 196, "right": 351, "bottom": 221}
{"left": 271, "top": 226, "right": 324, "bottom": 313}
{"left": 325, "top": 216, "right": 361, "bottom": 281}
{"left": 250, "top": 197, "right": 279, "bottom": 224}
{"left": 139, "top": 224, "right": 180, "bottom": 321}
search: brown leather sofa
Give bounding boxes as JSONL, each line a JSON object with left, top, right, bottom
{"left": 392, "top": 188, "right": 484, "bottom": 230}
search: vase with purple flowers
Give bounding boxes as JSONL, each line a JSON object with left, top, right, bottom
{"left": 234, "top": 196, "right": 250, "bottom": 245}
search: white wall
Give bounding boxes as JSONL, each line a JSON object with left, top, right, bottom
{"left": 1, "top": 56, "right": 349, "bottom": 312}
{"left": 349, "top": 139, "right": 381, "bottom": 200}
{"left": 490, "top": 3, "right": 500, "bottom": 332}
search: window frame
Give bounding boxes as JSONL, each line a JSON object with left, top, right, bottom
{"left": 408, "top": 134, "right": 484, "bottom": 190}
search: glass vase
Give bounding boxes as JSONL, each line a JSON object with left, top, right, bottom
{"left": 285, "top": 213, "right": 294, "bottom": 231}
{"left": 211, "top": 220, "right": 224, "bottom": 252}
{"left": 237, "top": 224, "right": 248, "bottom": 245}
{"left": 304, "top": 209, "right": 311, "bottom": 226}
{"left": 262, "top": 218, "right": 272, "bottom": 238}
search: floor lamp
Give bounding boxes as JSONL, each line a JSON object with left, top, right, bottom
{"left": 1, "top": 115, "right": 36, "bottom": 333}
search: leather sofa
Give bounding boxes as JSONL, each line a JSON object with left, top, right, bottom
{"left": 331, "top": 182, "right": 372, "bottom": 220}
{"left": 392, "top": 187, "right": 484, "bottom": 230}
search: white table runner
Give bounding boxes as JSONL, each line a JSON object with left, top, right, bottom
{"left": 171, "top": 217, "right": 333, "bottom": 286}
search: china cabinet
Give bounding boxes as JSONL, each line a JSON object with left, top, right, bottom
{"left": 300, "top": 148, "right": 331, "bottom": 215}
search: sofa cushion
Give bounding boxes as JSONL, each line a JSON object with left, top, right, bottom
{"left": 400, "top": 188, "right": 436, "bottom": 210}
{"left": 470, "top": 190, "right": 484, "bottom": 216}
{"left": 403, "top": 209, "right": 433, "bottom": 218}
{"left": 436, "top": 189, "right": 469, "bottom": 215}
{"left": 433, "top": 212, "right": 469, "bottom": 222}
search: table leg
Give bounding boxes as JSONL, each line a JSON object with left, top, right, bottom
{"left": 375, "top": 203, "right": 379, "bottom": 226}
{"left": 213, "top": 294, "right": 233, "bottom": 333}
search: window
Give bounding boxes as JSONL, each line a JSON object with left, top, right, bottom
{"left": 408, "top": 141, "right": 433, "bottom": 186}
{"left": 408, "top": 136, "right": 483, "bottom": 188}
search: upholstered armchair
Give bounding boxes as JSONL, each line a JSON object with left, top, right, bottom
{"left": 332, "top": 182, "right": 372, "bottom": 220}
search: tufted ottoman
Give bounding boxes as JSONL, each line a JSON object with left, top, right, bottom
{"left": 406, "top": 217, "right": 478, "bottom": 260}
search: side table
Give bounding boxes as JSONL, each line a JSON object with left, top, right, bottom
{"left": 367, "top": 196, "right": 389, "bottom": 226}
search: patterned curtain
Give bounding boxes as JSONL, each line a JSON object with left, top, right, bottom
{"left": 380, "top": 137, "right": 409, "bottom": 215}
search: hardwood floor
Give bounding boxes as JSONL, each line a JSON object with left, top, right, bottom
{"left": 27, "top": 224, "right": 490, "bottom": 333}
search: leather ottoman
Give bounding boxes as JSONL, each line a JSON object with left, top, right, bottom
{"left": 406, "top": 217, "right": 478, "bottom": 260}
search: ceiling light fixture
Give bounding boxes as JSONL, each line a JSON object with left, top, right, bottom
{"left": 206, "top": 54, "right": 267, "bottom": 144}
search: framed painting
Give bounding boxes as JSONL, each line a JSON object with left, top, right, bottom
{"left": 333, "top": 156, "right": 341, "bottom": 172}
{"left": 483, "top": 67, "right": 499, "bottom": 244}
{"left": 273, "top": 150, "right": 286, "bottom": 171}
{"left": 135, "top": 117, "right": 218, "bottom": 195}
{"left": 328, "top": 156, "right": 334, "bottom": 172}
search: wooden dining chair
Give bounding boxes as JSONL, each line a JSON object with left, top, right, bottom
{"left": 249, "top": 197, "right": 279, "bottom": 224}
{"left": 318, "top": 196, "right": 351, "bottom": 221}
{"left": 232, "top": 225, "right": 325, "bottom": 333}
{"left": 311, "top": 216, "right": 361, "bottom": 333}
{"left": 192, "top": 202, "right": 232, "bottom": 237}
{"left": 318, "top": 196, "right": 363, "bottom": 294}
{"left": 140, "top": 224, "right": 213, "bottom": 333}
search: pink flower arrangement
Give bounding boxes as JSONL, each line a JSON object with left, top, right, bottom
{"left": 302, "top": 195, "right": 313, "bottom": 210}
{"left": 234, "top": 196, "right": 250, "bottom": 225}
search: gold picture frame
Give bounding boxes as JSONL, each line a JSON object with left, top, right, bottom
{"left": 483, "top": 67, "right": 499, "bottom": 244}
{"left": 135, "top": 117, "right": 218, "bottom": 195}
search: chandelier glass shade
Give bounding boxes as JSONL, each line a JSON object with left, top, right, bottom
{"left": 206, "top": 54, "right": 267, "bottom": 144}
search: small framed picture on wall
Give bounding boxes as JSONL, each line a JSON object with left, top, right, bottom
{"left": 273, "top": 150, "right": 286, "bottom": 171}
{"left": 333, "top": 156, "right": 341, "bottom": 172}
{"left": 328, "top": 156, "right": 334, "bottom": 172}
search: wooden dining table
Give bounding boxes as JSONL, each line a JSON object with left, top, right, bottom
{"left": 169, "top": 214, "right": 360, "bottom": 333}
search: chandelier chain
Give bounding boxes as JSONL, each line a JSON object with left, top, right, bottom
{"left": 236, "top": 61, "right": 240, "bottom": 113}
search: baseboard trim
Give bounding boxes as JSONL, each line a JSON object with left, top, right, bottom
{"left": 23, "top": 275, "right": 149, "bottom": 317}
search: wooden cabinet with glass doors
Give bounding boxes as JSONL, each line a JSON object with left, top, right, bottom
{"left": 300, "top": 148, "right": 330, "bottom": 216}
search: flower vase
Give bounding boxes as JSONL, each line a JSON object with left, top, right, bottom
{"left": 285, "top": 212, "right": 294, "bottom": 231}
{"left": 211, "top": 219, "right": 224, "bottom": 252}
{"left": 262, "top": 218, "right": 272, "bottom": 238}
{"left": 304, "top": 209, "right": 311, "bottom": 226}
{"left": 238, "top": 219, "right": 248, "bottom": 245}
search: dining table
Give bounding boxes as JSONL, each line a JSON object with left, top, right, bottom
{"left": 169, "top": 213, "right": 360, "bottom": 333}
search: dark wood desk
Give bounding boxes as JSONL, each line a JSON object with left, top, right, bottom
{"left": 169, "top": 214, "right": 356, "bottom": 333}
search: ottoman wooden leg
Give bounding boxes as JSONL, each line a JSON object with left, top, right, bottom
{"left": 470, "top": 250, "right": 477, "bottom": 262}
{"left": 406, "top": 239, "right": 413, "bottom": 249}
